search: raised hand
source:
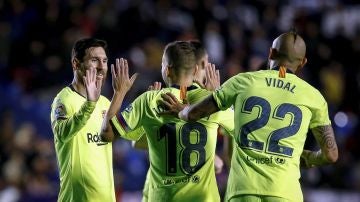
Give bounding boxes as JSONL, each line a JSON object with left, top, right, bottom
{"left": 111, "top": 58, "right": 138, "bottom": 94}
{"left": 148, "top": 81, "right": 162, "bottom": 91}
{"left": 204, "top": 63, "right": 220, "bottom": 91}
{"left": 101, "top": 58, "right": 138, "bottom": 141}
{"left": 83, "top": 68, "right": 102, "bottom": 102}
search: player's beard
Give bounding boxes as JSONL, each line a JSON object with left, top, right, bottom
{"left": 77, "top": 63, "right": 107, "bottom": 87}
{"left": 97, "top": 73, "right": 107, "bottom": 88}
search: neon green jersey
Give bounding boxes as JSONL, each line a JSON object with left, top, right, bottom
{"left": 112, "top": 84, "right": 234, "bottom": 202}
{"left": 213, "top": 70, "right": 331, "bottom": 202}
{"left": 142, "top": 170, "right": 150, "bottom": 202}
{"left": 50, "top": 86, "right": 115, "bottom": 202}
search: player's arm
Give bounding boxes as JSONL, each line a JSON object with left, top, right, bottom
{"left": 101, "top": 58, "right": 138, "bottom": 142}
{"left": 222, "top": 135, "right": 233, "bottom": 168}
{"left": 301, "top": 125, "right": 338, "bottom": 167}
{"left": 180, "top": 95, "right": 220, "bottom": 121}
{"left": 52, "top": 101, "right": 96, "bottom": 142}
{"left": 159, "top": 92, "right": 219, "bottom": 122}
{"left": 52, "top": 68, "right": 101, "bottom": 142}
{"left": 131, "top": 82, "right": 161, "bottom": 149}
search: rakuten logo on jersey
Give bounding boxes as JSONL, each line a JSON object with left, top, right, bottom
{"left": 87, "top": 132, "right": 108, "bottom": 146}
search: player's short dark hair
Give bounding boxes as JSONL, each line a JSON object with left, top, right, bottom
{"left": 189, "top": 40, "right": 207, "bottom": 64}
{"left": 164, "top": 41, "right": 196, "bottom": 73}
{"left": 71, "top": 38, "right": 108, "bottom": 62}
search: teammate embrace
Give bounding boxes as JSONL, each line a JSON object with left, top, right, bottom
{"left": 51, "top": 31, "right": 338, "bottom": 202}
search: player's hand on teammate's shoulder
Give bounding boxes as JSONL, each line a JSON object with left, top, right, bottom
{"left": 158, "top": 92, "right": 188, "bottom": 117}
{"left": 111, "top": 58, "right": 138, "bottom": 94}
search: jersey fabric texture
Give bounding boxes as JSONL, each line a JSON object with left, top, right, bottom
{"left": 142, "top": 170, "right": 150, "bottom": 202}
{"left": 50, "top": 86, "right": 115, "bottom": 202}
{"left": 112, "top": 83, "right": 234, "bottom": 202}
{"left": 229, "top": 195, "right": 291, "bottom": 202}
{"left": 213, "top": 70, "right": 331, "bottom": 202}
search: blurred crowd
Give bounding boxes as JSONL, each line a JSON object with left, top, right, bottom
{"left": 1, "top": 0, "right": 360, "bottom": 201}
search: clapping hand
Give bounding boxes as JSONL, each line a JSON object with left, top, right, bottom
{"left": 195, "top": 63, "right": 220, "bottom": 91}
{"left": 204, "top": 63, "right": 220, "bottom": 91}
{"left": 111, "top": 58, "right": 138, "bottom": 94}
{"left": 83, "top": 68, "right": 102, "bottom": 102}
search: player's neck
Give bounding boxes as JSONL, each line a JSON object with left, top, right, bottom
{"left": 270, "top": 61, "right": 296, "bottom": 73}
{"left": 170, "top": 79, "right": 193, "bottom": 88}
{"left": 71, "top": 79, "right": 87, "bottom": 98}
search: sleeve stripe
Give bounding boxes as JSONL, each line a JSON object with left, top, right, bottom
{"left": 110, "top": 119, "right": 122, "bottom": 137}
{"left": 116, "top": 113, "right": 131, "bottom": 133}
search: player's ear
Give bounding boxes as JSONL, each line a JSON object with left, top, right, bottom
{"left": 165, "top": 65, "right": 171, "bottom": 77}
{"left": 301, "top": 57, "right": 307, "bottom": 67}
{"left": 201, "top": 60, "right": 206, "bottom": 69}
{"left": 269, "top": 48, "right": 278, "bottom": 60}
{"left": 269, "top": 48, "right": 277, "bottom": 60}
{"left": 295, "top": 57, "right": 307, "bottom": 74}
{"left": 194, "top": 64, "right": 199, "bottom": 76}
{"left": 72, "top": 58, "right": 80, "bottom": 71}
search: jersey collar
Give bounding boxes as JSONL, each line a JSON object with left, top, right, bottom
{"left": 272, "top": 66, "right": 295, "bottom": 74}
{"left": 68, "top": 84, "right": 86, "bottom": 99}
{"left": 170, "top": 84, "right": 198, "bottom": 91}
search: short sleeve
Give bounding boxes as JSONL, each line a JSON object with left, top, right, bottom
{"left": 309, "top": 97, "right": 331, "bottom": 128}
{"left": 110, "top": 94, "right": 147, "bottom": 140}
{"left": 213, "top": 76, "right": 239, "bottom": 110}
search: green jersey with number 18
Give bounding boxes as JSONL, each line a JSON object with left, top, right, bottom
{"left": 213, "top": 69, "right": 331, "bottom": 202}
{"left": 111, "top": 83, "right": 234, "bottom": 202}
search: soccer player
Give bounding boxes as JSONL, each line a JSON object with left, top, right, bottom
{"left": 101, "top": 41, "right": 234, "bottom": 201}
{"left": 50, "top": 38, "right": 137, "bottom": 202}
{"left": 134, "top": 40, "right": 225, "bottom": 201}
{"left": 163, "top": 31, "right": 339, "bottom": 202}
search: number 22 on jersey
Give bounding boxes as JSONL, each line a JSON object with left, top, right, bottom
{"left": 237, "top": 96, "right": 302, "bottom": 157}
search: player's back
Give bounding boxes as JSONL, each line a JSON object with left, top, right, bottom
{"left": 214, "top": 69, "right": 330, "bottom": 201}
{"left": 120, "top": 84, "right": 233, "bottom": 202}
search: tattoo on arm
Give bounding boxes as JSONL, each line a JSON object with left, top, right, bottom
{"left": 304, "top": 125, "right": 338, "bottom": 166}
{"left": 312, "top": 125, "right": 337, "bottom": 151}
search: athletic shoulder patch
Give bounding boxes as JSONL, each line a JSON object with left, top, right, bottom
{"left": 54, "top": 102, "right": 67, "bottom": 120}
{"left": 124, "top": 104, "right": 133, "bottom": 113}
